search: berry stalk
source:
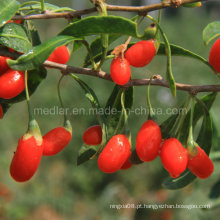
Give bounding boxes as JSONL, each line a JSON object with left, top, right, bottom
{"left": 146, "top": 76, "right": 156, "bottom": 120}
{"left": 187, "top": 97, "right": 198, "bottom": 156}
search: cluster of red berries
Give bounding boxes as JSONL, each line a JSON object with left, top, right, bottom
{"left": 10, "top": 122, "right": 72, "bottom": 182}
{"left": 209, "top": 38, "right": 220, "bottom": 73}
{"left": 83, "top": 120, "right": 214, "bottom": 179}
{"left": 8, "top": 45, "right": 70, "bottom": 182}
{"left": 110, "top": 39, "right": 156, "bottom": 85}
{"left": 0, "top": 44, "right": 69, "bottom": 120}
{"left": 0, "top": 31, "right": 71, "bottom": 182}
{"left": 0, "top": 19, "right": 217, "bottom": 183}
{"left": 83, "top": 125, "right": 132, "bottom": 171}
{"left": 110, "top": 36, "right": 220, "bottom": 84}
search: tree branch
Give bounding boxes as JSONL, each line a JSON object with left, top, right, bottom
{"left": 12, "top": 0, "right": 204, "bottom": 21}
{"left": 1, "top": 48, "right": 218, "bottom": 93}
{"left": 44, "top": 61, "right": 220, "bottom": 94}
{"left": 106, "top": 0, "right": 203, "bottom": 13}
{"left": 13, "top": 8, "right": 97, "bottom": 20}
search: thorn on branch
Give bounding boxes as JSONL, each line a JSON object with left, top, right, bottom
{"left": 171, "top": 0, "right": 183, "bottom": 8}
{"left": 189, "top": 89, "right": 198, "bottom": 97}
{"left": 90, "top": 0, "right": 106, "bottom": 14}
{"left": 153, "top": 74, "right": 163, "bottom": 80}
{"left": 61, "top": 70, "right": 69, "bottom": 76}
{"left": 138, "top": 11, "right": 148, "bottom": 17}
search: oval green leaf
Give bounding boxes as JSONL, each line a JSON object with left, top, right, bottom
{"left": 0, "top": 0, "right": 20, "bottom": 27}
{"left": 77, "top": 145, "right": 99, "bottom": 166}
{"left": 105, "top": 85, "right": 134, "bottom": 139}
{"left": 0, "top": 23, "right": 32, "bottom": 53}
{"left": 203, "top": 21, "right": 220, "bottom": 46}
{"left": 178, "top": 92, "right": 217, "bottom": 142}
{"left": 84, "top": 34, "right": 120, "bottom": 67}
{"left": 25, "top": 20, "right": 41, "bottom": 46}
{"left": 8, "top": 35, "right": 77, "bottom": 71}
{"left": 162, "top": 169, "right": 196, "bottom": 190}
{"left": 158, "top": 42, "right": 217, "bottom": 74}
{"left": 83, "top": 16, "right": 140, "bottom": 67}
{"left": 59, "top": 16, "right": 138, "bottom": 38}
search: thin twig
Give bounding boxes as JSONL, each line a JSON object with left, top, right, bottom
{"left": 12, "top": 0, "right": 204, "bottom": 21}
{"left": 1, "top": 49, "right": 219, "bottom": 93}
{"left": 12, "top": 7, "right": 97, "bottom": 20}
{"left": 43, "top": 61, "right": 220, "bottom": 93}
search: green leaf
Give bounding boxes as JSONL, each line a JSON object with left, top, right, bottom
{"left": 25, "top": 20, "right": 41, "bottom": 46}
{"left": 84, "top": 34, "right": 120, "bottom": 67}
{"left": 203, "top": 21, "right": 220, "bottom": 45}
{"left": 158, "top": 42, "right": 216, "bottom": 73}
{"left": 209, "top": 179, "right": 220, "bottom": 199}
{"left": 162, "top": 169, "right": 196, "bottom": 190}
{"left": 158, "top": 43, "right": 208, "bottom": 65}
{"left": 0, "top": 23, "right": 32, "bottom": 53}
{"left": 72, "top": 40, "right": 83, "bottom": 52}
{"left": 162, "top": 101, "right": 214, "bottom": 190}
{"left": 85, "top": 42, "right": 214, "bottom": 71}
{"left": 0, "top": 0, "right": 20, "bottom": 27}
{"left": 165, "top": 41, "right": 177, "bottom": 97}
{"left": 160, "top": 113, "right": 179, "bottom": 139}
{"left": 77, "top": 145, "right": 99, "bottom": 166}
{"left": 8, "top": 35, "right": 77, "bottom": 71}
{"left": 211, "top": 117, "right": 220, "bottom": 151}
{"left": 182, "top": 2, "right": 202, "bottom": 8}
{"left": 70, "top": 74, "right": 105, "bottom": 125}
{"left": 178, "top": 92, "right": 217, "bottom": 143}
{"left": 147, "top": 15, "right": 176, "bottom": 97}
{"left": 105, "top": 85, "right": 134, "bottom": 139}
{"left": 83, "top": 15, "right": 140, "bottom": 67}
{"left": 129, "top": 149, "right": 143, "bottom": 165}
{"left": 59, "top": 16, "right": 139, "bottom": 38}
{"left": 160, "top": 92, "right": 216, "bottom": 140}
{"left": 196, "top": 114, "right": 213, "bottom": 155}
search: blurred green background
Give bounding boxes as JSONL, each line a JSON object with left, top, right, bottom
{"left": 1, "top": 0, "right": 220, "bottom": 219}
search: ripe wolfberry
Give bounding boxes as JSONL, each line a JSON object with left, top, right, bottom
{"left": 125, "top": 39, "right": 156, "bottom": 67}
{"left": 0, "top": 104, "right": 3, "bottom": 119}
{"left": 160, "top": 138, "right": 188, "bottom": 178}
{"left": 43, "top": 127, "right": 72, "bottom": 156}
{"left": 120, "top": 151, "right": 133, "bottom": 170}
{"left": 98, "top": 134, "right": 131, "bottom": 173}
{"left": 187, "top": 145, "right": 214, "bottom": 179}
{"left": 209, "top": 38, "right": 220, "bottom": 73}
{"left": 110, "top": 57, "right": 131, "bottom": 85}
{"left": 8, "top": 48, "right": 23, "bottom": 55}
{"left": 0, "top": 56, "right": 10, "bottom": 74}
{"left": 10, "top": 135, "right": 43, "bottom": 182}
{"left": 7, "top": 20, "right": 22, "bottom": 24}
{"left": 47, "top": 45, "right": 70, "bottom": 64}
{"left": 83, "top": 125, "right": 102, "bottom": 145}
{"left": 0, "top": 69, "right": 25, "bottom": 99}
{"left": 136, "top": 120, "right": 162, "bottom": 162}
